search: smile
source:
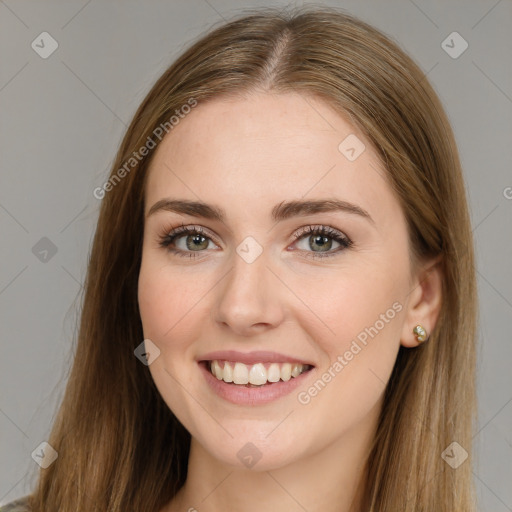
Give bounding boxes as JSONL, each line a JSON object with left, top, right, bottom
{"left": 208, "top": 360, "right": 313, "bottom": 386}
{"left": 197, "top": 358, "right": 316, "bottom": 405}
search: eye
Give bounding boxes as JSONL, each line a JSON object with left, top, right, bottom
{"left": 158, "top": 224, "right": 218, "bottom": 259}
{"left": 157, "top": 224, "right": 353, "bottom": 260}
{"left": 291, "top": 225, "right": 352, "bottom": 260}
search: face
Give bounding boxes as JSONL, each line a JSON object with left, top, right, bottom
{"left": 138, "top": 91, "right": 415, "bottom": 471}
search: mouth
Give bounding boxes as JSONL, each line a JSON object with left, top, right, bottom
{"left": 200, "top": 360, "right": 315, "bottom": 387}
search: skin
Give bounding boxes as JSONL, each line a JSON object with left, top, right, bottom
{"left": 137, "top": 91, "right": 442, "bottom": 512}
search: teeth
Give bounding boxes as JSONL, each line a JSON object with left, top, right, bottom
{"left": 208, "top": 360, "right": 310, "bottom": 385}
{"left": 212, "top": 360, "right": 223, "bottom": 380}
{"left": 291, "top": 364, "right": 302, "bottom": 378}
{"left": 281, "top": 362, "right": 292, "bottom": 381}
{"left": 223, "top": 360, "right": 233, "bottom": 382}
{"left": 233, "top": 362, "right": 249, "bottom": 384}
{"left": 249, "top": 363, "right": 267, "bottom": 385}
{"left": 267, "top": 363, "right": 281, "bottom": 382}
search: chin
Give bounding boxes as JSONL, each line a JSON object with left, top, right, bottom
{"left": 194, "top": 427, "right": 308, "bottom": 472}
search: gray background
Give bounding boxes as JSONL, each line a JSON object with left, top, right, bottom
{"left": 1, "top": 0, "right": 511, "bottom": 509}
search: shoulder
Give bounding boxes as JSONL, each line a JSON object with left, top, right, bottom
{"left": 0, "top": 496, "right": 31, "bottom": 511}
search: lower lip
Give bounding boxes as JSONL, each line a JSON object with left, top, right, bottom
{"left": 198, "top": 362, "right": 314, "bottom": 405}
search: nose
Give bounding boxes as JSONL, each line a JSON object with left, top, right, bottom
{"left": 211, "top": 248, "right": 285, "bottom": 336}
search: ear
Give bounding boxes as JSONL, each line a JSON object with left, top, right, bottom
{"left": 400, "top": 257, "right": 443, "bottom": 347}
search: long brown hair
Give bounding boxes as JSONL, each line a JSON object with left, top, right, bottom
{"left": 27, "top": 6, "right": 477, "bottom": 511}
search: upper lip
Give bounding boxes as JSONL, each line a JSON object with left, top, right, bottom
{"left": 197, "top": 350, "right": 315, "bottom": 367}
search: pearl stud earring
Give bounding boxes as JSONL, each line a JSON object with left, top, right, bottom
{"left": 413, "top": 324, "right": 428, "bottom": 343}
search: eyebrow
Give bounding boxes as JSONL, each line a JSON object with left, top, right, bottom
{"left": 147, "top": 198, "right": 374, "bottom": 224}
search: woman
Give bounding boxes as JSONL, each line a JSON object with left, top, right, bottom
{"left": 4, "top": 5, "right": 477, "bottom": 511}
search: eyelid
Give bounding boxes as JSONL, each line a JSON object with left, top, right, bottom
{"left": 292, "top": 224, "right": 350, "bottom": 242}
{"left": 158, "top": 223, "right": 221, "bottom": 246}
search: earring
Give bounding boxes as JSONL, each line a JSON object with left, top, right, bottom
{"left": 413, "top": 324, "right": 428, "bottom": 343}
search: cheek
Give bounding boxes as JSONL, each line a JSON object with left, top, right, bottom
{"left": 294, "top": 256, "right": 407, "bottom": 411}
{"left": 305, "top": 264, "right": 406, "bottom": 355}
{"left": 290, "top": 269, "right": 406, "bottom": 446}
{"left": 137, "top": 258, "right": 209, "bottom": 353}
{"left": 137, "top": 259, "right": 210, "bottom": 419}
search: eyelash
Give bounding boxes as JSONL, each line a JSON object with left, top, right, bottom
{"left": 157, "top": 224, "right": 353, "bottom": 260}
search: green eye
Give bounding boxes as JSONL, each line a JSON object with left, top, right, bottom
{"left": 158, "top": 224, "right": 352, "bottom": 260}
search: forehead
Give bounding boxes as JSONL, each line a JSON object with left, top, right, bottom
{"left": 144, "top": 92, "right": 399, "bottom": 225}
